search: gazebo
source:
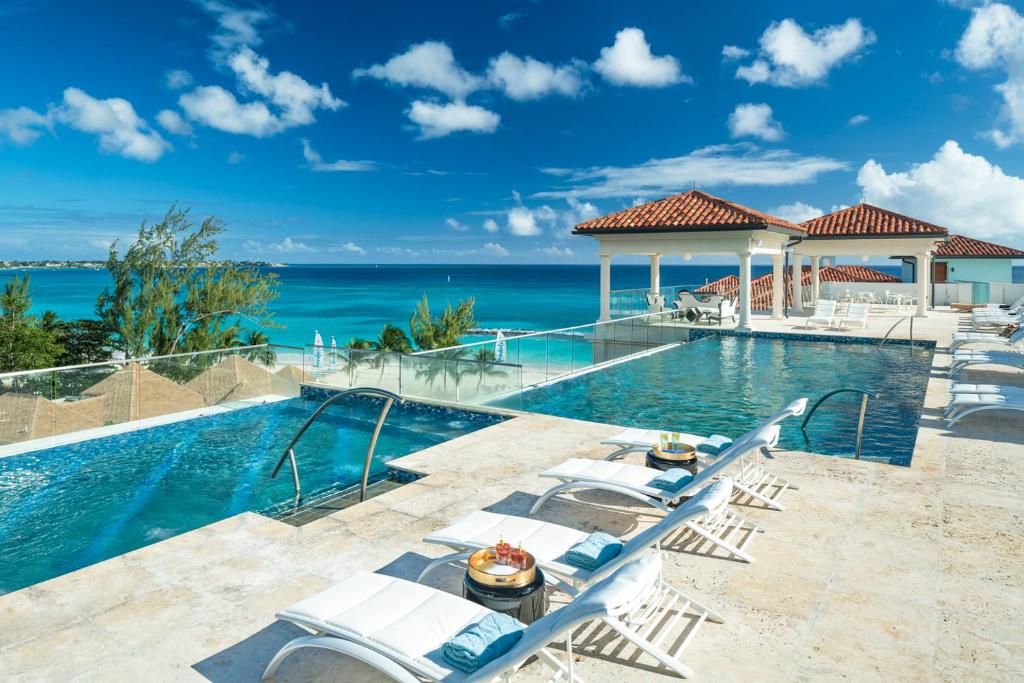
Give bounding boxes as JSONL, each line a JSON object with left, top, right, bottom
{"left": 572, "top": 190, "right": 802, "bottom": 329}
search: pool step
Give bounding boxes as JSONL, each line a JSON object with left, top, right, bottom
{"left": 269, "top": 479, "right": 405, "bottom": 527}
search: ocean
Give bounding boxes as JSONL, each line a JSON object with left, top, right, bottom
{"left": 0, "top": 262, "right": 932, "bottom": 348}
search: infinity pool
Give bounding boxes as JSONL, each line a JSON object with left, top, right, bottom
{"left": 0, "top": 396, "right": 500, "bottom": 593}
{"left": 492, "top": 335, "right": 932, "bottom": 466}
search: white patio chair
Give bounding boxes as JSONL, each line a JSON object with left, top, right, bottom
{"left": 949, "top": 382, "right": 1024, "bottom": 396}
{"left": 837, "top": 302, "right": 871, "bottom": 330}
{"left": 949, "top": 327, "right": 1024, "bottom": 351}
{"left": 945, "top": 392, "right": 1024, "bottom": 427}
{"left": 950, "top": 350, "right": 1024, "bottom": 376}
{"left": 805, "top": 299, "right": 838, "bottom": 329}
{"left": 264, "top": 554, "right": 720, "bottom": 681}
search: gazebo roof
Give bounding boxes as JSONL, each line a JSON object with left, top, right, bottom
{"left": 800, "top": 204, "right": 948, "bottom": 239}
{"left": 573, "top": 189, "right": 803, "bottom": 235}
{"left": 934, "top": 234, "right": 1024, "bottom": 259}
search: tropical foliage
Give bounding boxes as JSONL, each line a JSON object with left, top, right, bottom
{"left": 0, "top": 276, "right": 62, "bottom": 372}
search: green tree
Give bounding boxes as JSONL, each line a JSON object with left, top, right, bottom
{"left": 237, "top": 329, "right": 277, "bottom": 367}
{"left": 96, "top": 204, "right": 280, "bottom": 358}
{"left": 52, "top": 319, "right": 116, "bottom": 366}
{"left": 409, "top": 294, "right": 476, "bottom": 351}
{"left": 374, "top": 323, "right": 413, "bottom": 353}
{"left": 0, "top": 276, "right": 62, "bottom": 372}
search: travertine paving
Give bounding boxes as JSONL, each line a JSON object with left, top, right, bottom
{"left": 1, "top": 309, "right": 1022, "bottom": 681}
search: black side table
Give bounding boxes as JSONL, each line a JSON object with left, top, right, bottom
{"left": 462, "top": 569, "right": 548, "bottom": 624}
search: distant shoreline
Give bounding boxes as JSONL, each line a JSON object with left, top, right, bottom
{"left": 0, "top": 260, "right": 283, "bottom": 270}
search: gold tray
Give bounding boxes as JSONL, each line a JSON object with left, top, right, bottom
{"left": 467, "top": 547, "right": 537, "bottom": 588}
{"left": 651, "top": 443, "right": 697, "bottom": 462}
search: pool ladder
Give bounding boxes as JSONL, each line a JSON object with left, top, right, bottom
{"left": 878, "top": 316, "right": 914, "bottom": 351}
{"left": 801, "top": 388, "right": 878, "bottom": 460}
{"left": 271, "top": 387, "right": 404, "bottom": 507}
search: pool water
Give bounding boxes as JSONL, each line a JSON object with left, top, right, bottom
{"left": 491, "top": 336, "right": 932, "bottom": 466}
{"left": 0, "top": 396, "right": 500, "bottom": 593}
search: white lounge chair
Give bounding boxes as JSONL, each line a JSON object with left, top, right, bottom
{"left": 949, "top": 327, "right": 1024, "bottom": 351}
{"left": 837, "top": 302, "right": 870, "bottom": 330}
{"left": 950, "top": 382, "right": 1024, "bottom": 396}
{"left": 950, "top": 350, "right": 1024, "bottom": 376}
{"left": 805, "top": 299, "right": 838, "bottom": 329}
{"left": 420, "top": 479, "right": 759, "bottom": 592}
{"left": 264, "top": 554, "right": 719, "bottom": 681}
{"left": 945, "top": 392, "right": 1024, "bottom": 427}
{"left": 530, "top": 425, "right": 787, "bottom": 515}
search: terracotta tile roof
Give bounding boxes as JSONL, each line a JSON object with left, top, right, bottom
{"left": 935, "top": 234, "right": 1024, "bottom": 258}
{"left": 573, "top": 189, "right": 803, "bottom": 234}
{"left": 695, "top": 265, "right": 899, "bottom": 311}
{"left": 800, "top": 204, "right": 948, "bottom": 238}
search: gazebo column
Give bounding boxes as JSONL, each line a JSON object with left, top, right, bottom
{"left": 916, "top": 252, "right": 930, "bottom": 317}
{"left": 771, "top": 253, "right": 784, "bottom": 320}
{"left": 649, "top": 253, "right": 661, "bottom": 293}
{"left": 599, "top": 253, "right": 611, "bottom": 321}
{"left": 810, "top": 256, "right": 821, "bottom": 300}
{"left": 790, "top": 255, "right": 803, "bottom": 315}
{"left": 738, "top": 251, "right": 752, "bottom": 330}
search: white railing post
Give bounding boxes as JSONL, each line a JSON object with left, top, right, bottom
{"left": 599, "top": 253, "right": 612, "bottom": 321}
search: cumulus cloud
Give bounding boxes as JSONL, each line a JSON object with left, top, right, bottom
{"left": 728, "top": 103, "right": 785, "bottom": 141}
{"left": 594, "top": 28, "right": 690, "bottom": 87}
{"left": 857, "top": 140, "right": 1024, "bottom": 244}
{"left": 199, "top": 0, "right": 269, "bottom": 55}
{"left": 482, "top": 218, "right": 499, "bottom": 233}
{"left": 534, "top": 245, "right": 575, "bottom": 257}
{"left": 179, "top": 86, "right": 277, "bottom": 136}
{"left": 156, "top": 109, "right": 193, "bottom": 136}
{"left": 534, "top": 143, "right": 847, "bottom": 199}
{"left": 735, "top": 18, "right": 876, "bottom": 87}
{"left": 954, "top": 3, "right": 1024, "bottom": 147}
{"left": 164, "top": 69, "right": 193, "bottom": 90}
{"left": 769, "top": 201, "right": 824, "bottom": 223}
{"left": 507, "top": 206, "right": 541, "bottom": 236}
{"left": 0, "top": 107, "right": 51, "bottom": 145}
{"left": 722, "top": 45, "right": 751, "bottom": 61}
{"left": 300, "top": 138, "right": 376, "bottom": 171}
{"left": 445, "top": 217, "right": 470, "bottom": 232}
{"left": 331, "top": 241, "right": 367, "bottom": 256}
{"left": 354, "top": 41, "right": 482, "bottom": 99}
{"left": 55, "top": 87, "right": 170, "bottom": 162}
{"left": 243, "top": 237, "right": 314, "bottom": 254}
{"left": 483, "top": 241, "right": 510, "bottom": 257}
{"left": 486, "top": 53, "right": 585, "bottom": 100}
{"left": 847, "top": 114, "right": 870, "bottom": 126}
{"left": 228, "top": 46, "right": 345, "bottom": 127}
{"left": 406, "top": 100, "right": 500, "bottom": 139}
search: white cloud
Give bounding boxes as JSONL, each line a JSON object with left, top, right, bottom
{"left": 722, "top": 45, "right": 751, "bottom": 61}
{"left": 0, "top": 107, "right": 51, "bottom": 145}
{"left": 486, "top": 52, "right": 585, "bottom": 100}
{"left": 735, "top": 18, "right": 876, "bottom": 87}
{"left": 354, "top": 41, "right": 482, "bottom": 99}
{"left": 229, "top": 47, "right": 344, "bottom": 127}
{"left": 955, "top": 3, "right": 1024, "bottom": 146}
{"left": 594, "top": 28, "right": 690, "bottom": 87}
{"left": 483, "top": 241, "right": 510, "bottom": 257}
{"left": 728, "top": 103, "right": 785, "bottom": 141}
{"left": 769, "top": 201, "right": 823, "bottom": 223}
{"left": 857, "top": 140, "right": 1024, "bottom": 244}
{"left": 445, "top": 217, "right": 470, "bottom": 232}
{"left": 156, "top": 109, "right": 193, "bottom": 136}
{"left": 300, "top": 138, "right": 376, "bottom": 171}
{"left": 377, "top": 246, "right": 420, "bottom": 257}
{"left": 847, "top": 114, "right": 870, "bottom": 126}
{"left": 243, "top": 237, "right": 314, "bottom": 254}
{"left": 406, "top": 100, "right": 500, "bottom": 139}
{"left": 507, "top": 206, "right": 541, "bottom": 236}
{"left": 199, "top": 0, "right": 269, "bottom": 55}
{"left": 227, "top": 151, "right": 245, "bottom": 164}
{"left": 331, "top": 241, "right": 366, "bottom": 256}
{"left": 55, "top": 87, "right": 170, "bottom": 162}
{"left": 179, "top": 86, "right": 278, "bottom": 136}
{"left": 164, "top": 69, "right": 193, "bottom": 90}
{"left": 534, "top": 143, "right": 847, "bottom": 199}
{"left": 482, "top": 218, "right": 499, "bottom": 233}
{"left": 534, "top": 245, "right": 574, "bottom": 257}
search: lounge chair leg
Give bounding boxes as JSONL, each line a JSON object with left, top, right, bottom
{"left": 417, "top": 550, "right": 472, "bottom": 583}
{"left": 603, "top": 445, "right": 649, "bottom": 461}
{"left": 530, "top": 481, "right": 672, "bottom": 514}
{"left": 262, "top": 635, "right": 420, "bottom": 682}
{"left": 685, "top": 521, "right": 755, "bottom": 563}
{"left": 601, "top": 616, "right": 697, "bottom": 679}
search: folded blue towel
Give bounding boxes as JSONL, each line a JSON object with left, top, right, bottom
{"left": 648, "top": 468, "right": 694, "bottom": 493}
{"left": 442, "top": 612, "right": 526, "bottom": 673}
{"left": 697, "top": 434, "right": 732, "bottom": 455}
{"left": 565, "top": 531, "right": 623, "bottom": 571}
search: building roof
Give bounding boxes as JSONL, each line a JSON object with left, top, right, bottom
{"left": 800, "top": 204, "right": 948, "bottom": 239}
{"left": 573, "top": 189, "right": 803, "bottom": 234}
{"left": 695, "top": 265, "right": 899, "bottom": 311}
{"left": 934, "top": 234, "right": 1024, "bottom": 259}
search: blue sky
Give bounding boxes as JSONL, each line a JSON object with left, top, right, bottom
{"left": 1, "top": 0, "right": 1023, "bottom": 264}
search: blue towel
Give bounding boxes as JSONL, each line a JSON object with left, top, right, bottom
{"left": 648, "top": 468, "right": 694, "bottom": 493}
{"left": 565, "top": 531, "right": 623, "bottom": 570}
{"left": 697, "top": 434, "right": 732, "bottom": 455}
{"left": 441, "top": 612, "right": 526, "bottom": 673}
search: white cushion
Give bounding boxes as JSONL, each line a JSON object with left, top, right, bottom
{"left": 602, "top": 428, "right": 707, "bottom": 449}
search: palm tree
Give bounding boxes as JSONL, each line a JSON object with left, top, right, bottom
{"left": 241, "top": 330, "right": 277, "bottom": 367}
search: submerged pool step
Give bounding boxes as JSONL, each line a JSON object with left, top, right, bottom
{"left": 267, "top": 478, "right": 405, "bottom": 527}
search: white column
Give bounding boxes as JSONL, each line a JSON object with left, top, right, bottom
{"left": 771, "top": 253, "right": 784, "bottom": 320}
{"left": 917, "top": 253, "right": 930, "bottom": 317}
{"left": 810, "top": 256, "right": 821, "bottom": 301}
{"left": 790, "top": 255, "right": 803, "bottom": 315}
{"left": 599, "top": 253, "right": 611, "bottom": 321}
{"left": 738, "top": 252, "right": 752, "bottom": 330}
{"left": 649, "top": 253, "right": 661, "bottom": 292}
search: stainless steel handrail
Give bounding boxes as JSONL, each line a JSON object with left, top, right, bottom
{"left": 878, "top": 316, "right": 914, "bottom": 351}
{"left": 271, "top": 387, "right": 404, "bottom": 505}
{"left": 801, "top": 388, "right": 878, "bottom": 460}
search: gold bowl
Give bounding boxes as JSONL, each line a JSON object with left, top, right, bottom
{"left": 651, "top": 443, "right": 697, "bottom": 462}
{"left": 467, "top": 547, "right": 537, "bottom": 588}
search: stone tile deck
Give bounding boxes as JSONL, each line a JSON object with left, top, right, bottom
{"left": 2, "top": 309, "right": 1022, "bottom": 681}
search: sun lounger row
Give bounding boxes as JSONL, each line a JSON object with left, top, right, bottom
{"left": 804, "top": 300, "right": 870, "bottom": 330}
{"left": 946, "top": 381, "right": 1024, "bottom": 426}
{"left": 262, "top": 401, "right": 806, "bottom": 681}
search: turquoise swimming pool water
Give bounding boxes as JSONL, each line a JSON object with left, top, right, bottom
{"left": 0, "top": 397, "right": 500, "bottom": 593}
{"left": 491, "top": 336, "right": 933, "bottom": 466}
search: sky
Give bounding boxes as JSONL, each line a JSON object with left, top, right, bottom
{"left": 1, "top": 0, "right": 1024, "bottom": 265}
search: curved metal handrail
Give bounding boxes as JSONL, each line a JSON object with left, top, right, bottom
{"left": 878, "top": 316, "right": 914, "bottom": 351}
{"left": 271, "top": 387, "right": 404, "bottom": 505}
{"left": 801, "top": 388, "right": 878, "bottom": 460}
